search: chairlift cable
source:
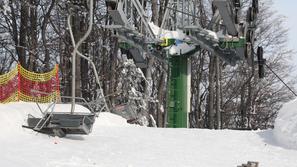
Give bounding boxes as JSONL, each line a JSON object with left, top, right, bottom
{"left": 264, "top": 62, "right": 297, "bottom": 97}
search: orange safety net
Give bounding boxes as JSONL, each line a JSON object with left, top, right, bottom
{"left": 0, "top": 64, "right": 60, "bottom": 103}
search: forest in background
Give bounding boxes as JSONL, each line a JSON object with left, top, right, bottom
{"left": 0, "top": 0, "right": 296, "bottom": 129}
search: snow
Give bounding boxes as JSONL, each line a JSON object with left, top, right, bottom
{"left": 149, "top": 22, "right": 196, "bottom": 55}
{"left": 1, "top": 102, "right": 297, "bottom": 167}
{"left": 273, "top": 98, "right": 297, "bottom": 149}
{"left": 168, "top": 43, "right": 196, "bottom": 55}
{"left": 205, "top": 29, "right": 219, "bottom": 40}
{"left": 149, "top": 22, "right": 188, "bottom": 40}
{"left": 0, "top": 0, "right": 11, "bottom": 15}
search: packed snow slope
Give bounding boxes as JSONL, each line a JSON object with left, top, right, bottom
{"left": 0, "top": 102, "right": 297, "bottom": 167}
{"left": 274, "top": 98, "right": 297, "bottom": 149}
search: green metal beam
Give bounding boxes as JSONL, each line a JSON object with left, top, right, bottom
{"left": 167, "top": 55, "right": 189, "bottom": 128}
{"left": 219, "top": 37, "right": 246, "bottom": 49}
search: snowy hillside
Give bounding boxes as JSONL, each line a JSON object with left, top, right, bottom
{"left": 0, "top": 102, "right": 297, "bottom": 167}
{"left": 274, "top": 98, "right": 297, "bottom": 150}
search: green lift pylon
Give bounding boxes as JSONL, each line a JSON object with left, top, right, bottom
{"left": 167, "top": 55, "right": 191, "bottom": 128}
{"left": 106, "top": 0, "right": 260, "bottom": 129}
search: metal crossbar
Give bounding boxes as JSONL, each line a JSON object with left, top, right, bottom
{"left": 33, "top": 102, "right": 56, "bottom": 131}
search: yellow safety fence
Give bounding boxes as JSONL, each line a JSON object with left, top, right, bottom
{"left": 0, "top": 64, "right": 60, "bottom": 103}
{"left": 0, "top": 66, "right": 18, "bottom": 85}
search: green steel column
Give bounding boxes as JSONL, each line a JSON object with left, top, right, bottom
{"left": 167, "top": 55, "right": 190, "bottom": 128}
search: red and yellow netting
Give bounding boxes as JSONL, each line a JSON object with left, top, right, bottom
{"left": 0, "top": 64, "right": 60, "bottom": 103}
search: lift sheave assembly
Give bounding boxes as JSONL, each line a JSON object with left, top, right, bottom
{"left": 106, "top": 0, "right": 264, "bottom": 128}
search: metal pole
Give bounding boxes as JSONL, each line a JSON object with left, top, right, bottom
{"left": 68, "top": 1, "right": 110, "bottom": 114}
{"left": 215, "top": 55, "right": 221, "bottom": 129}
{"left": 167, "top": 55, "right": 189, "bottom": 128}
{"left": 69, "top": 0, "right": 94, "bottom": 114}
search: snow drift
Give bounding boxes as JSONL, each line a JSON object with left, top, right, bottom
{"left": 1, "top": 102, "right": 297, "bottom": 167}
{"left": 0, "top": 102, "right": 130, "bottom": 135}
{"left": 273, "top": 98, "right": 297, "bottom": 149}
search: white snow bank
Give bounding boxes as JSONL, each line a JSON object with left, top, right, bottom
{"left": 273, "top": 98, "right": 297, "bottom": 149}
{"left": 1, "top": 102, "right": 297, "bottom": 167}
{"left": 0, "top": 102, "right": 128, "bottom": 137}
{"left": 95, "top": 112, "right": 133, "bottom": 127}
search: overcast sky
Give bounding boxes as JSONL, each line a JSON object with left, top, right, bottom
{"left": 273, "top": 0, "right": 297, "bottom": 89}
{"left": 273, "top": 0, "right": 297, "bottom": 55}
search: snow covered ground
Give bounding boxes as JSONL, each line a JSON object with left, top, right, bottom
{"left": 0, "top": 102, "right": 297, "bottom": 167}
{"left": 274, "top": 98, "right": 297, "bottom": 150}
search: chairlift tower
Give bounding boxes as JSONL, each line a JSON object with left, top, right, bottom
{"left": 106, "top": 0, "right": 261, "bottom": 128}
{"left": 23, "top": 0, "right": 262, "bottom": 137}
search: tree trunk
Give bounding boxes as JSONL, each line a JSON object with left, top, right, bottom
{"left": 42, "top": 0, "right": 56, "bottom": 71}
{"left": 145, "top": 56, "right": 154, "bottom": 123}
{"left": 9, "top": 2, "right": 20, "bottom": 64}
{"left": 207, "top": 55, "right": 215, "bottom": 129}
{"left": 151, "top": 0, "right": 158, "bottom": 24}
{"left": 246, "top": 61, "right": 255, "bottom": 129}
{"left": 215, "top": 55, "right": 221, "bottom": 129}
{"left": 196, "top": 53, "right": 205, "bottom": 128}
{"left": 81, "top": 40, "right": 89, "bottom": 100}
{"left": 109, "top": 38, "right": 118, "bottom": 107}
{"left": 71, "top": 6, "right": 84, "bottom": 98}
{"left": 28, "top": 0, "right": 38, "bottom": 71}
{"left": 158, "top": 0, "right": 169, "bottom": 26}
{"left": 240, "top": 83, "right": 246, "bottom": 128}
{"left": 157, "top": 71, "right": 166, "bottom": 127}
{"left": 18, "top": 1, "right": 29, "bottom": 67}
